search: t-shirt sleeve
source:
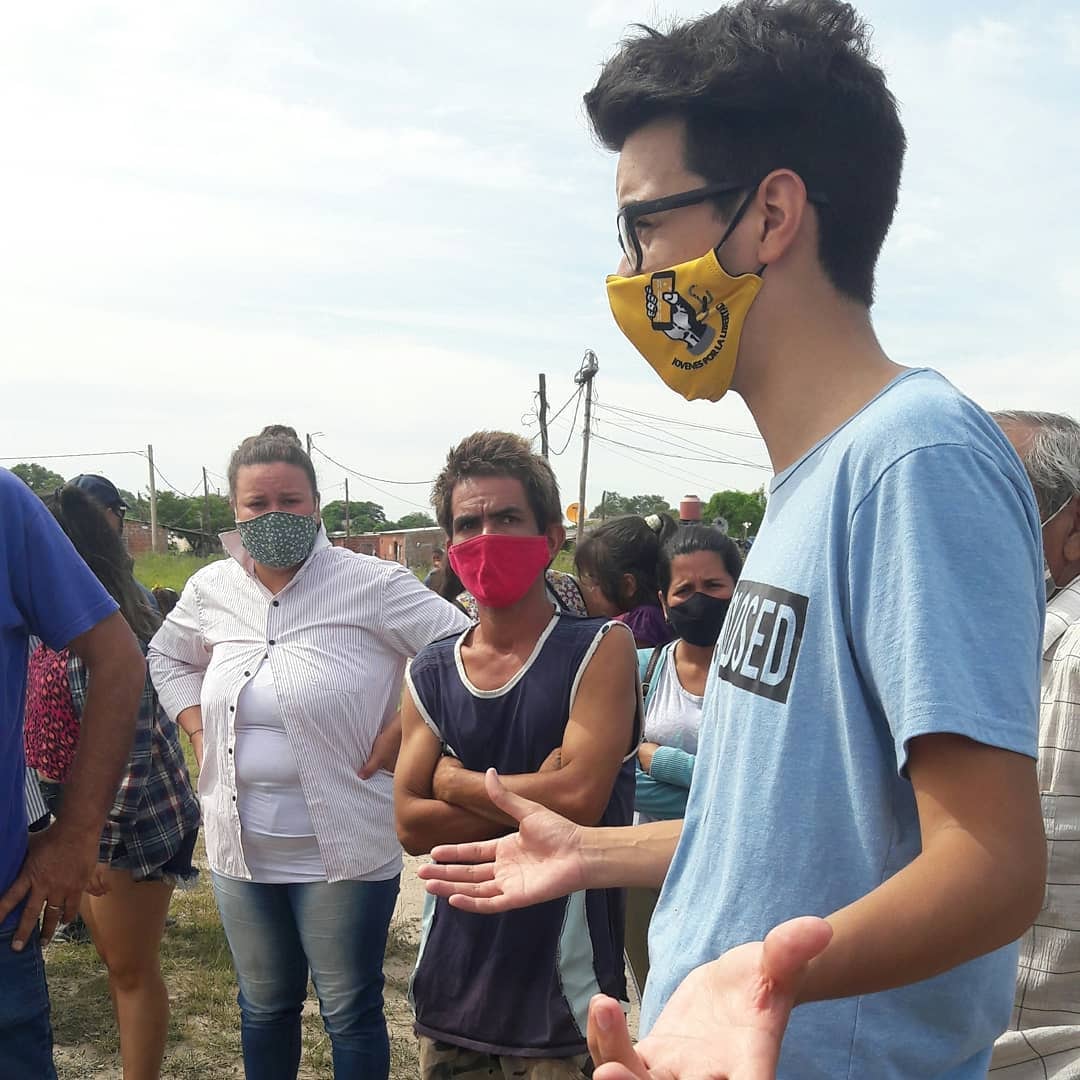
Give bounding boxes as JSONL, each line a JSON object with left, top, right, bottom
{"left": 846, "top": 443, "right": 1042, "bottom": 772}
{"left": 378, "top": 562, "right": 473, "bottom": 658}
{"left": 5, "top": 474, "right": 118, "bottom": 650}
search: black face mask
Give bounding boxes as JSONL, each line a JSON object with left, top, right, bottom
{"left": 666, "top": 591, "right": 731, "bottom": 648}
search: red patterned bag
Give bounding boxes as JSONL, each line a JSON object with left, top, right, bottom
{"left": 24, "top": 643, "right": 80, "bottom": 782}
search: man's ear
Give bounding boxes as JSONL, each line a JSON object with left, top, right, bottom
{"left": 755, "top": 168, "right": 810, "bottom": 269}
{"left": 545, "top": 523, "right": 566, "bottom": 563}
{"left": 1064, "top": 497, "right": 1080, "bottom": 563}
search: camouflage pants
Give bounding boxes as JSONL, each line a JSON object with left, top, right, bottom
{"left": 419, "top": 1037, "right": 593, "bottom": 1079}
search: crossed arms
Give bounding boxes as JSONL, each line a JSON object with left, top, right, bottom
{"left": 394, "top": 625, "right": 639, "bottom": 857}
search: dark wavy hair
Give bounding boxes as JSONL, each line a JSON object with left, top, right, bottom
{"left": 432, "top": 431, "right": 562, "bottom": 538}
{"left": 227, "top": 424, "right": 319, "bottom": 500}
{"left": 574, "top": 514, "right": 678, "bottom": 611}
{"left": 658, "top": 525, "right": 744, "bottom": 594}
{"left": 584, "top": 0, "right": 905, "bottom": 306}
{"left": 44, "top": 486, "right": 161, "bottom": 644}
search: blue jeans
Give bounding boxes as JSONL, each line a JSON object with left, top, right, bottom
{"left": 0, "top": 926, "right": 56, "bottom": 1080}
{"left": 212, "top": 872, "right": 400, "bottom": 1080}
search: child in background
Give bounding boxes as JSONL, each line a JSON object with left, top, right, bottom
{"left": 574, "top": 514, "right": 676, "bottom": 647}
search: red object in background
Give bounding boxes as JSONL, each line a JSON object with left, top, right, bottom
{"left": 679, "top": 495, "right": 703, "bottom": 523}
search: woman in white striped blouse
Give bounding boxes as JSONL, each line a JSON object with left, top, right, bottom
{"left": 148, "top": 425, "right": 470, "bottom": 1080}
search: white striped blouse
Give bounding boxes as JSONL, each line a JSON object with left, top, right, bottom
{"left": 147, "top": 528, "right": 471, "bottom": 883}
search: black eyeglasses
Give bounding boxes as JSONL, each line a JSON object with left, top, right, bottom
{"left": 616, "top": 180, "right": 830, "bottom": 274}
{"left": 617, "top": 182, "right": 745, "bottom": 274}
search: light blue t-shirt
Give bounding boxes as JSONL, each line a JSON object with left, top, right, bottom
{"left": 643, "top": 370, "right": 1043, "bottom": 1078}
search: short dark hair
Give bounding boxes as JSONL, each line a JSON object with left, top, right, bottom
{"left": 584, "top": 0, "right": 906, "bottom": 306}
{"left": 227, "top": 425, "right": 319, "bottom": 500}
{"left": 433, "top": 431, "right": 562, "bottom": 537}
{"left": 658, "top": 524, "right": 744, "bottom": 594}
{"left": 575, "top": 514, "right": 678, "bottom": 611}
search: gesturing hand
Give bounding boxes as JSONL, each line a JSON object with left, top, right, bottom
{"left": 587, "top": 916, "right": 833, "bottom": 1080}
{"left": 418, "top": 769, "right": 588, "bottom": 912}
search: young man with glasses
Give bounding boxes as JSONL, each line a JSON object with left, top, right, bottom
{"left": 421, "top": 3, "right": 1046, "bottom": 1077}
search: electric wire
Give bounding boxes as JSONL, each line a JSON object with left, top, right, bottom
{"left": 549, "top": 386, "right": 584, "bottom": 457}
{"left": 592, "top": 401, "right": 763, "bottom": 440}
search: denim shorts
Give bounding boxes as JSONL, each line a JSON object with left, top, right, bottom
{"left": 140, "top": 827, "right": 200, "bottom": 887}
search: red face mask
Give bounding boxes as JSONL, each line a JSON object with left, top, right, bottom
{"left": 447, "top": 533, "right": 552, "bottom": 609}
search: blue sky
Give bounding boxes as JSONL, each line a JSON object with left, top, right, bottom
{"left": 2, "top": 1, "right": 1078, "bottom": 520}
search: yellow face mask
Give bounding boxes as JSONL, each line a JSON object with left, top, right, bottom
{"left": 606, "top": 247, "right": 763, "bottom": 402}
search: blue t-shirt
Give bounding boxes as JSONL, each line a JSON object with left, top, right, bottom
{"left": 643, "top": 370, "right": 1043, "bottom": 1078}
{"left": 0, "top": 470, "right": 118, "bottom": 929}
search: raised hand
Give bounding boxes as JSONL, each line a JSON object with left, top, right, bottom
{"left": 418, "top": 768, "right": 588, "bottom": 912}
{"left": 587, "top": 916, "right": 833, "bottom": 1080}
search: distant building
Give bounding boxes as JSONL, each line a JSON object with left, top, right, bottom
{"left": 331, "top": 526, "right": 445, "bottom": 570}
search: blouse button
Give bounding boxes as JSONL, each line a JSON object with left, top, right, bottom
{"left": 229, "top": 705, "right": 235, "bottom": 712}
{"left": 272, "top": 600, "right": 280, "bottom": 607}
{"left": 268, "top": 639, "right": 275, "bottom": 646}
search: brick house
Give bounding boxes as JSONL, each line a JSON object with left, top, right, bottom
{"left": 331, "top": 526, "right": 445, "bottom": 571}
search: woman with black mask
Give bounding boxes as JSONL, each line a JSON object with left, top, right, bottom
{"left": 626, "top": 524, "right": 743, "bottom": 995}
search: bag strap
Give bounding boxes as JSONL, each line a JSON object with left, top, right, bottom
{"left": 641, "top": 644, "right": 665, "bottom": 705}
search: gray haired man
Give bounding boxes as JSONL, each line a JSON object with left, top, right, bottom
{"left": 993, "top": 410, "right": 1080, "bottom": 1077}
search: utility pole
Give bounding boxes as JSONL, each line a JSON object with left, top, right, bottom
{"left": 306, "top": 432, "right": 313, "bottom": 456}
{"left": 600, "top": 490, "right": 609, "bottom": 521}
{"left": 344, "top": 478, "right": 351, "bottom": 537}
{"left": 538, "top": 373, "right": 550, "bottom": 459}
{"left": 575, "top": 350, "right": 598, "bottom": 541}
{"left": 202, "top": 467, "right": 212, "bottom": 544}
{"left": 147, "top": 444, "right": 159, "bottom": 553}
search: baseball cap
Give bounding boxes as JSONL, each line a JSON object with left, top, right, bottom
{"left": 70, "top": 474, "right": 129, "bottom": 513}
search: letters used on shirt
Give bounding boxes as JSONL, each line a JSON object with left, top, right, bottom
{"left": 715, "top": 580, "right": 808, "bottom": 704}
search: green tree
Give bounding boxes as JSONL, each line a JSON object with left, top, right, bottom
{"left": 321, "top": 499, "right": 387, "bottom": 534}
{"left": 387, "top": 512, "right": 437, "bottom": 530}
{"left": 10, "top": 462, "right": 66, "bottom": 494}
{"left": 704, "top": 488, "right": 766, "bottom": 536}
{"left": 591, "top": 492, "right": 674, "bottom": 518}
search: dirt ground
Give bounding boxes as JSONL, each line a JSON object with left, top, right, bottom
{"left": 47, "top": 853, "right": 638, "bottom": 1079}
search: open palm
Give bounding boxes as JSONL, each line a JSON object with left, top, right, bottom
{"left": 588, "top": 917, "right": 833, "bottom": 1080}
{"left": 419, "top": 768, "right": 588, "bottom": 911}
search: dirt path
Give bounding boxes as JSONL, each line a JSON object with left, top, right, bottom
{"left": 50, "top": 854, "right": 637, "bottom": 1079}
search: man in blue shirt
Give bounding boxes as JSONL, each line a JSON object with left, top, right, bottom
{"left": 0, "top": 468, "right": 145, "bottom": 1078}
{"left": 419, "top": 2, "right": 1046, "bottom": 1077}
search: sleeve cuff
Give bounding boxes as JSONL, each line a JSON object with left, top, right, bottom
{"left": 649, "top": 746, "right": 695, "bottom": 789}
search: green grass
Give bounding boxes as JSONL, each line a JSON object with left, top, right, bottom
{"left": 134, "top": 552, "right": 224, "bottom": 592}
{"left": 47, "top": 741, "right": 421, "bottom": 1079}
{"left": 552, "top": 549, "right": 576, "bottom": 575}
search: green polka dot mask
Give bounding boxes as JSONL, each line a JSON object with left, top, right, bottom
{"left": 235, "top": 511, "right": 319, "bottom": 569}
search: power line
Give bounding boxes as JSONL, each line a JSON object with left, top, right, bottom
{"left": 549, "top": 387, "right": 584, "bottom": 457}
{"left": 588, "top": 429, "right": 726, "bottom": 492}
{"left": 0, "top": 449, "right": 147, "bottom": 462}
{"left": 592, "top": 401, "right": 763, "bottom": 440}
{"left": 594, "top": 412, "right": 769, "bottom": 470}
{"left": 310, "top": 445, "right": 433, "bottom": 513}
{"left": 150, "top": 462, "right": 193, "bottom": 496}
{"left": 591, "top": 432, "right": 771, "bottom": 471}
{"left": 309, "top": 443, "right": 432, "bottom": 486}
